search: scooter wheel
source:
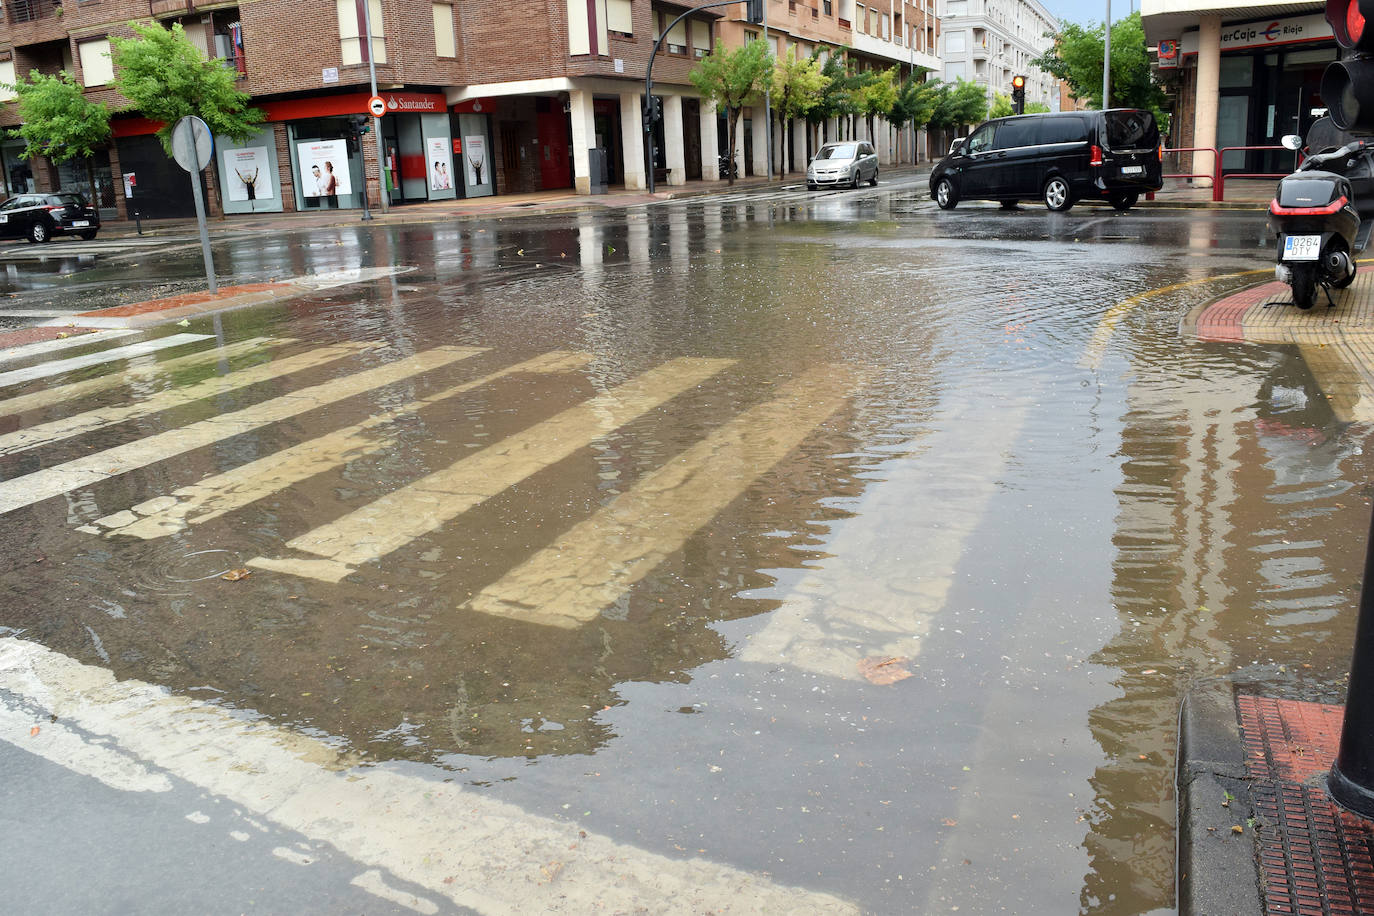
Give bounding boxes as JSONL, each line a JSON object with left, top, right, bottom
{"left": 1291, "top": 266, "right": 1317, "bottom": 309}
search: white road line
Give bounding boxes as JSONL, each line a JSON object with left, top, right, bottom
{"left": 89, "top": 351, "right": 592, "bottom": 540}
{"left": 0, "top": 329, "right": 141, "bottom": 365}
{"left": 0, "top": 637, "right": 856, "bottom": 914}
{"left": 351, "top": 870, "right": 441, "bottom": 915}
{"left": 740, "top": 397, "right": 1031, "bottom": 680}
{"left": 0, "top": 333, "right": 212, "bottom": 387}
{"left": 0, "top": 694, "right": 172, "bottom": 793}
{"left": 465, "top": 366, "right": 862, "bottom": 628}
{"left": 0, "top": 342, "right": 370, "bottom": 458}
{"left": 0, "top": 336, "right": 281, "bottom": 419}
{"left": 249, "top": 357, "right": 733, "bottom": 583}
{"left": 0, "top": 346, "right": 481, "bottom": 515}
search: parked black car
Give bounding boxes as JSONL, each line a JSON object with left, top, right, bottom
{"left": 0, "top": 192, "right": 100, "bottom": 243}
{"left": 929, "top": 109, "right": 1163, "bottom": 212}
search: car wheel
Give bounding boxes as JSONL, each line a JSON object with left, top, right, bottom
{"left": 1109, "top": 192, "right": 1139, "bottom": 211}
{"left": 1043, "top": 176, "right": 1073, "bottom": 212}
{"left": 79, "top": 230, "right": 98, "bottom": 241}
{"left": 850, "top": 170, "right": 861, "bottom": 189}
{"left": 869, "top": 168, "right": 878, "bottom": 187}
{"left": 934, "top": 177, "right": 959, "bottom": 210}
{"left": 26, "top": 220, "right": 50, "bottom": 244}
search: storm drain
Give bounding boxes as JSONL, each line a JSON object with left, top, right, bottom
{"left": 1239, "top": 695, "right": 1374, "bottom": 915}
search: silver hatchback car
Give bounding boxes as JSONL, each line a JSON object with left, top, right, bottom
{"left": 806, "top": 141, "right": 879, "bottom": 189}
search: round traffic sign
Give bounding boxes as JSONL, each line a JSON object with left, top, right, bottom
{"left": 171, "top": 116, "right": 213, "bottom": 173}
{"left": 368, "top": 95, "right": 387, "bottom": 117}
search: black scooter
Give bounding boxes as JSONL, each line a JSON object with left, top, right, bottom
{"left": 1270, "top": 120, "right": 1374, "bottom": 309}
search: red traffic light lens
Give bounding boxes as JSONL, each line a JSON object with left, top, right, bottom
{"left": 1329, "top": 0, "right": 1369, "bottom": 47}
{"left": 1012, "top": 75, "right": 1025, "bottom": 88}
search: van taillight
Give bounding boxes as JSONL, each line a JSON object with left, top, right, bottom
{"left": 1090, "top": 145, "right": 1103, "bottom": 166}
{"left": 1158, "top": 145, "right": 1164, "bottom": 160}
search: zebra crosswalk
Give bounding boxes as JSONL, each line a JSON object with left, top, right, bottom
{"left": 0, "top": 332, "right": 864, "bottom": 631}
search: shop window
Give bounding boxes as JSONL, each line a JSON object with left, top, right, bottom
{"left": 78, "top": 38, "right": 113, "bottom": 87}
{"left": 1219, "top": 55, "right": 1253, "bottom": 89}
{"left": 608, "top": 0, "right": 632, "bottom": 35}
{"left": 337, "top": 0, "right": 386, "bottom": 66}
{"left": 434, "top": 3, "right": 457, "bottom": 57}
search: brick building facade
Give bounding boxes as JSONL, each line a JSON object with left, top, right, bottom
{"left": 0, "top": 0, "right": 942, "bottom": 221}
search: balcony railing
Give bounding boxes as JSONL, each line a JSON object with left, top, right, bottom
{"left": 7, "top": 0, "right": 62, "bottom": 24}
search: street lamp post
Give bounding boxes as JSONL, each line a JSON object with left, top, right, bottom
{"left": 1102, "top": 0, "right": 1112, "bottom": 109}
{"left": 644, "top": 0, "right": 750, "bottom": 194}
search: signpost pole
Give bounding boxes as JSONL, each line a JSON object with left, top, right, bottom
{"left": 361, "top": 0, "right": 389, "bottom": 216}
{"left": 172, "top": 117, "right": 217, "bottom": 294}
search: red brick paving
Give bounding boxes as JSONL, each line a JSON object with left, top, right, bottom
{"left": 77, "top": 282, "right": 287, "bottom": 319}
{"left": 0, "top": 326, "right": 105, "bottom": 353}
{"left": 1239, "top": 695, "right": 1374, "bottom": 915}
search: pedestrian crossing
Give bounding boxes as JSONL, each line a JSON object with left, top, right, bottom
{"left": 1, "top": 332, "right": 865, "bottom": 631}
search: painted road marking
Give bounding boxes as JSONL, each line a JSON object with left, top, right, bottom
{"left": 0, "top": 329, "right": 140, "bottom": 364}
{"left": 0, "top": 345, "right": 480, "bottom": 515}
{"left": 249, "top": 357, "right": 733, "bottom": 583}
{"left": 0, "top": 637, "right": 856, "bottom": 914}
{"left": 1081, "top": 270, "right": 1268, "bottom": 371}
{"left": 0, "top": 337, "right": 281, "bottom": 419}
{"left": 0, "top": 333, "right": 212, "bottom": 387}
{"left": 740, "top": 397, "right": 1031, "bottom": 680}
{"left": 0, "top": 693, "right": 172, "bottom": 793}
{"left": 89, "top": 351, "right": 593, "bottom": 540}
{"left": 0, "top": 342, "right": 369, "bottom": 458}
{"left": 467, "top": 366, "right": 862, "bottom": 629}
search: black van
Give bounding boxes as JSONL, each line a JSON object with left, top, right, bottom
{"left": 929, "top": 109, "right": 1163, "bottom": 212}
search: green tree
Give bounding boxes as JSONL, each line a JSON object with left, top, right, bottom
{"left": 1026, "top": 101, "right": 1051, "bottom": 114}
{"left": 888, "top": 73, "right": 938, "bottom": 160}
{"left": 690, "top": 39, "right": 773, "bottom": 184}
{"left": 110, "top": 21, "right": 263, "bottom": 155}
{"left": 808, "top": 49, "right": 854, "bottom": 141}
{"left": 929, "top": 79, "right": 988, "bottom": 130}
{"left": 853, "top": 67, "right": 898, "bottom": 143}
{"left": 1031, "top": 11, "right": 1165, "bottom": 118}
{"left": 771, "top": 49, "right": 829, "bottom": 171}
{"left": 7, "top": 70, "right": 111, "bottom": 207}
{"left": 989, "top": 92, "right": 1014, "bottom": 119}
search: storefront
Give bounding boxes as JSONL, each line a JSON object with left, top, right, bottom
{"left": 1145, "top": 3, "right": 1338, "bottom": 179}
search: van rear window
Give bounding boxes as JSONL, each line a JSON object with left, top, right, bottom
{"left": 1038, "top": 117, "right": 1088, "bottom": 144}
{"left": 1104, "top": 111, "right": 1159, "bottom": 150}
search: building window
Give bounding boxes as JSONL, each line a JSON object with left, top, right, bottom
{"left": 608, "top": 0, "right": 633, "bottom": 35}
{"left": 337, "top": 0, "right": 386, "bottom": 66}
{"left": 744, "top": 29, "right": 759, "bottom": 41}
{"left": 823, "top": 0, "right": 832, "bottom": 13}
{"left": 944, "top": 60, "right": 966, "bottom": 80}
{"left": 433, "top": 3, "right": 456, "bottom": 56}
{"left": 855, "top": 4, "right": 865, "bottom": 33}
{"left": 0, "top": 61, "right": 14, "bottom": 103}
{"left": 658, "top": 13, "right": 687, "bottom": 54}
{"left": 78, "top": 38, "right": 113, "bottom": 87}
{"left": 692, "top": 20, "right": 712, "bottom": 57}
{"left": 944, "top": 30, "right": 965, "bottom": 54}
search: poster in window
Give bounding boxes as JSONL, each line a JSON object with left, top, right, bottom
{"left": 464, "top": 135, "right": 488, "bottom": 188}
{"left": 426, "top": 137, "right": 452, "bottom": 191}
{"left": 224, "top": 146, "right": 272, "bottom": 202}
{"left": 297, "top": 139, "right": 352, "bottom": 199}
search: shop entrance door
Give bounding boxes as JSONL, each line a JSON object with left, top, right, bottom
{"left": 537, "top": 109, "right": 571, "bottom": 190}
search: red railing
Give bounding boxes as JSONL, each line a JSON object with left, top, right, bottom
{"left": 1151, "top": 144, "right": 1295, "bottom": 202}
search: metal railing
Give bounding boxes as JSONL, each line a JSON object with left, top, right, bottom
{"left": 7, "top": 0, "right": 61, "bottom": 24}
{"left": 1152, "top": 144, "right": 1294, "bottom": 202}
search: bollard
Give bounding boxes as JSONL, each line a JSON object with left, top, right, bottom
{"left": 1328, "top": 506, "right": 1374, "bottom": 818}
{"left": 133, "top": 205, "right": 142, "bottom": 237}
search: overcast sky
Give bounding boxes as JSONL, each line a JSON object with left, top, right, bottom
{"left": 1042, "top": 0, "right": 1139, "bottom": 29}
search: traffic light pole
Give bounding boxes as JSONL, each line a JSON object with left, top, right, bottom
{"left": 1102, "top": 0, "right": 1112, "bottom": 108}
{"left": 644, "top": 0, "right": 748, "bottom": 195}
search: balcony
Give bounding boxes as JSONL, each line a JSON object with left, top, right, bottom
{"left": 6, "top": 0, "right": 69, "bottom": 47}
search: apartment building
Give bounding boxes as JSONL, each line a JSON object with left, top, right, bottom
{"left": 0, "top": 0, "right": 941, "bottom": 220}
{"left": 937, "top": 0, "right": 1057, "bottom": 112}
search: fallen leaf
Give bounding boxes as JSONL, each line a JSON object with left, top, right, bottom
{"left": 176, "top": 319, "right": 191, "bottom": 327}
{"left": 30, "top": 726, "right": 40, "bottom": 737}
{"left": 1231, "top": 825, "right": 1244, "bottom": 834}
{"left": 858, "top": 656, "right": 913, "bottom": 685}
{"left": 517, "top": 248, "right": 524, "bottom": 256}
{"left": 942, "top": 818, "right": 957, "bottom": 827}
{"left": 220, "top": 568, "right": 252, "bottom": 581}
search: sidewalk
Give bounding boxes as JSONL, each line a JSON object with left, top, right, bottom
{"left": 97, "top": 167, "right": 1273, "bottom": 241}
{"left": 1178, "top": 682, "right": 1374, "bottom": 916}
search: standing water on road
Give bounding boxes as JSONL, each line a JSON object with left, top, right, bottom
{"left": 0, "top": 189, "right": 1365, "bottom": 914}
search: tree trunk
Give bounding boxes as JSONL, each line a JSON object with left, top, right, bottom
{"left": 85, "top": 157, "right": 98, "bottom": 211}
{"left": 727, "top": 108, "right": 740, "bottom": 185}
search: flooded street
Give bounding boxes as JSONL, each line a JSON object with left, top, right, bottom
{"left": 1, "top": 180, "right": 1366, "bottom": 913}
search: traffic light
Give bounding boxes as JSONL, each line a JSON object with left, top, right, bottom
{"left": 1011, "top": 75, "right": 1026, "bottom": 115}
{"left": 1322, "top": 0, "right": 1374, "bottom": 129}
{"left": 747, "top": 0, "right": 763, "bottom": 24}
{"left": 643, "top": 94, "right": 661, "bottom": 129}
{"left": 349, "top": 114, "right": 372, "bottom": 135}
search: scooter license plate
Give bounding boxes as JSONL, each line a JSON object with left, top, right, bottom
{"left": 1283, "top": 235, "right": 1321, "bottom": 261}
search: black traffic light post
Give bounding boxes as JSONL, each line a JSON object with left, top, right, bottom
{"left": 1011, "top": 75, "right": 1026, "bottom": 115}
{"left": 1324, "top": 0, "right": 1374, "bottom": 819}
{"left": 644, "top": 0, "right": 752, "bottom": 194}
